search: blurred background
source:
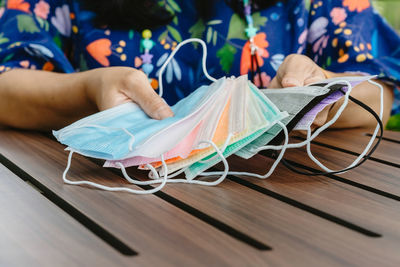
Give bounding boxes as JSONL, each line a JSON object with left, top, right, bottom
{"left": 303, "top": 0, "right": 400, "bottom": 33}
{"left": 372, "top": 0, "right": 400, "bottom": 33}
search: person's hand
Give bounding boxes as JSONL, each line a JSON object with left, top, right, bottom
{"left": 269, "top": 54, "right": 326, "bottom": 88}
{"left": 83, "top": 67, "right": 173, "bottom": 120}
{"left": 269, "top": 54, "right": 330, "bottom": 128}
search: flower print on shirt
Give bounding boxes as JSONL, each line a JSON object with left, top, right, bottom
{"left": 19, "top": 59, "right": 40, "bottom": 70}
{"left": 270, "top": 54, "right": 285, "bottom": 71}
{"left": 15, "top": 13, "right": 40, "bottom": 33}
{"left": 0, "top": 32, "right": 9, "bottom": 45}
{"left": 24, "top": 43, "right": 54, "bottom": 59}
{"left": 342, "top": 0, "right": 370, "bottom": 13}
{"left": 307, "top": 17, "right": 329, "bottom": 62}
{"left": 34, "top": 0, "right": 50, "bottom": 20}
{"left": 331, "top": 16, "right": 373, "bottom": 64}
{"left": 7, "top": 0, "right": 30, "bottom": 13}
{"left": 86, "top": 38, "right": 112, "bottom": 66}
{"left": 205, "top": 20, "right": 223, "bottom": 46}
{"left": 156, "top": 52, "right": 182, "bottom": 84}
{"left": 297, "top": 29, "right": 308, "bottom": 54}
{"left": 19, "top": 60, "right": 29, "bottom": 68}
{"left": 0, "top": 6, "right": 5, "bottom": 18}
{"left": 240, "top": 32, "right": 269, "bottom": 75}
{"left": 215, "top": 11, "right": 267, "bottom": 74}
{"left": 253, "top": 72, "right": 271, "bottom": 88}
{"left": 330, "top": 7, "right": 347, "bottom": 25}
{"left": 51, "top": 4, "right": 71, "bottom": 36}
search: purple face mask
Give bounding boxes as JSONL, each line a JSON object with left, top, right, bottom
{"left": 294, "top": 75, "right": 376, "bottom": 130}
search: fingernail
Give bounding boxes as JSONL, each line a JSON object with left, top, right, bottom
{"left": 155, "top": 106, "right": 174, "bottom": 120}
{"left": 282, "top": 77, "right": 301, "bottom": 87}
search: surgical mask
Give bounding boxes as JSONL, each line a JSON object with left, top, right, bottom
{"left": 294, "top": 75, "right": 376, "bottom": 130}
{"left": 55, "top": 37, "right": 383, "bottom": 195}
{"left": 197, "top": 77, "right": 384, "bottom": 181}
{"left": 236, "top": 84, "right": 335, "bottom": 159}
{"left": 105, "top": 76, "right": 247, "bottom": 169}
{"left": 182, "top": 81, "right": 288, "bottom": 180}
{"left": 54, "top": 77, "right": 225, "bottom": 161}
{"left": 147, "top": 75, "right": 274, "bottom": 176}
{"left": 236, "top": 75, "right": 376, "bottom": 159}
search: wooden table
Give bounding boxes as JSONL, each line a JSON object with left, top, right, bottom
{"left": 0, "top": 128, "right": 399, "bottom": 266}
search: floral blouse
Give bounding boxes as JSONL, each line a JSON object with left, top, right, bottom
{"left": 1, "top": 0, "right": 400, "bottom": 127}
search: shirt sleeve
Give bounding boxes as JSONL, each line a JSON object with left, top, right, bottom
{"left": 306, "top": 0, "right": 400, "bottom": 87}
{"left": 0, "top": 0, "right": 75, "bottom": 73}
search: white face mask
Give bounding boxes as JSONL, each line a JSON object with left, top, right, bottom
{"left": 157, "top": 76, "right": 288, "bottom": 180}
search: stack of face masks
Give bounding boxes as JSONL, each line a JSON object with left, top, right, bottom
{"left": 53, "top": 38, "right": 384, "bottom": 194}
{"left": 54, "top": 74, "right": 289, "bottom": 192}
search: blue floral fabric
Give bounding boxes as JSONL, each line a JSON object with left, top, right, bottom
{"left": 0, "top": 0, "right": 399, "bottom": 119}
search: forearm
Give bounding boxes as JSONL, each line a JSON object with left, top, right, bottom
{"left": 0, "top": 69, "right": 96, "bottom": 131}
{"left": 324, "top": 71, "right": 394, "bottom": 129}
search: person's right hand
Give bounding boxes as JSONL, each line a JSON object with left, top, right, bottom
{"left": 83, "top": 67, "right": 173, "bottom": 120}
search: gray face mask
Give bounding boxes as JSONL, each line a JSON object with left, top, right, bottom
{"left": 235, "top": 84, "right": 341, "bottom": 159}
{"left": 236, "top": 75, "right": 376, "bottom": 160}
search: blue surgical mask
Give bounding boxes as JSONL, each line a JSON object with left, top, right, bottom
{"left": 53, "top": 77, "right": 226, "bottom": 160}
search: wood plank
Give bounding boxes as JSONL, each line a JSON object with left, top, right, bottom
{"left": 217, "top": 153, "right": 400, "bottom": 264}
{"left": 0, "top": 163, "right": 131, "bottom": 267}
{"left": 0, "top": 130, "right": 267, "bottom": 266}
{"left": 380, "top": 130, "right": 400, "bottom": 142}
{"left": 3, "top": 129, "right": 399, "bottom": 266}
{"left": 231, "top": 152, "right": 400, "bottom": 236}
{"left": 282, "top": 140, "right": 400, "bottom": 197}
{"left": 247, "top": 130, "right": 400, "bottom": 239}
{"left": 306, "top": 129, "right": 400, "bottom": 166}
{"left": 124, "top": 166, "right": 400, "bottom": 265}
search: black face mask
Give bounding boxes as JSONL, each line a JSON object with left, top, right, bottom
{"left": 234, "top": 83, "right": 344, "bottom": 160}
{"left": 258, "top": 84, "right": 383, "bottom": 176}
{"left": 264, "top": 83, "right": 345, "bottom": 146}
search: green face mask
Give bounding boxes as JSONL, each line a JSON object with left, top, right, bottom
{"left": 236, "top": 84, "right": 334, "bottom": 159}
{"left": 184, "top": 82, "right": 288, "bottom": 180}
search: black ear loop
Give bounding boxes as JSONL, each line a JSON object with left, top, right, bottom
{"left": 250, "top": 53, "right": 264, "bottom": 88}
{"left": 279, "top": 89, "right": 384, "bottom": 176}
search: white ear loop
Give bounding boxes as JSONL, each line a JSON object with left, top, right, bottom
{"left": 304, "top": 79, "right": 384, "bottom": 173}
{"left": 116, "top": 139, "right": 230, "bottom": 187}
{"left": 158, "top": 38, "right": 217, "bottom": 97}
{"left": 249, "top": 78, "right": 383, "bottom": 174}
{"left": 198, "top": 133, "right": 234, "bottom": 164}
{"left": 62, "top": 150, "right": 168, "bottom": 194}
{"left": 199, "top": 120, "right": 289, "bottom": 179}
{"left": 250, "top": 79, "right": 354, "bottom": 152}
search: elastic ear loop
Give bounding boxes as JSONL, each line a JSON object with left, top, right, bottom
{"left": 116, "top": 140, "right": 230, "bottom": 187}
{"left": 62, "top": 150, "right": 168, "bottom": 194}
{"left": 299, "top": 79, "right": 384, "bottom": 174}
{"left": 199, "top": 120, "right": 289, "bottom": 179}
{"left": 198, "top": 133, "right": 234, "bottom": 164}
{"left": 251, "top": 79, "right": 354, "bottom": 152}
{"left": 158, "top": 38, "right": 217, "bottom": 97}
{"left": 156, "top": 128, "right": 234, "bottom": 178}
{"left": 61, "top": 124, "right": 136, "bottom": 152}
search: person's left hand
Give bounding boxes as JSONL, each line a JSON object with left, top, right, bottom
{"left": 269, "top": 54, "right": 331, "bottom": 128}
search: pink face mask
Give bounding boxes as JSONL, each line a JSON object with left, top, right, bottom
{"left": 104, "top": 121, "right": 204, "bottom": 168}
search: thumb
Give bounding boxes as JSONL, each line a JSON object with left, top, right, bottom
{"left": 123, "top": 73, "right": 174, "bottom": 120}
{"left": 135, "top": 89, "right": 173, "bottom": 120}
{"left": 141, "top": 93, "right": 174, "bottom": 120}
{"left": 281, "top": 72, "right": 306, "bottom": 87}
